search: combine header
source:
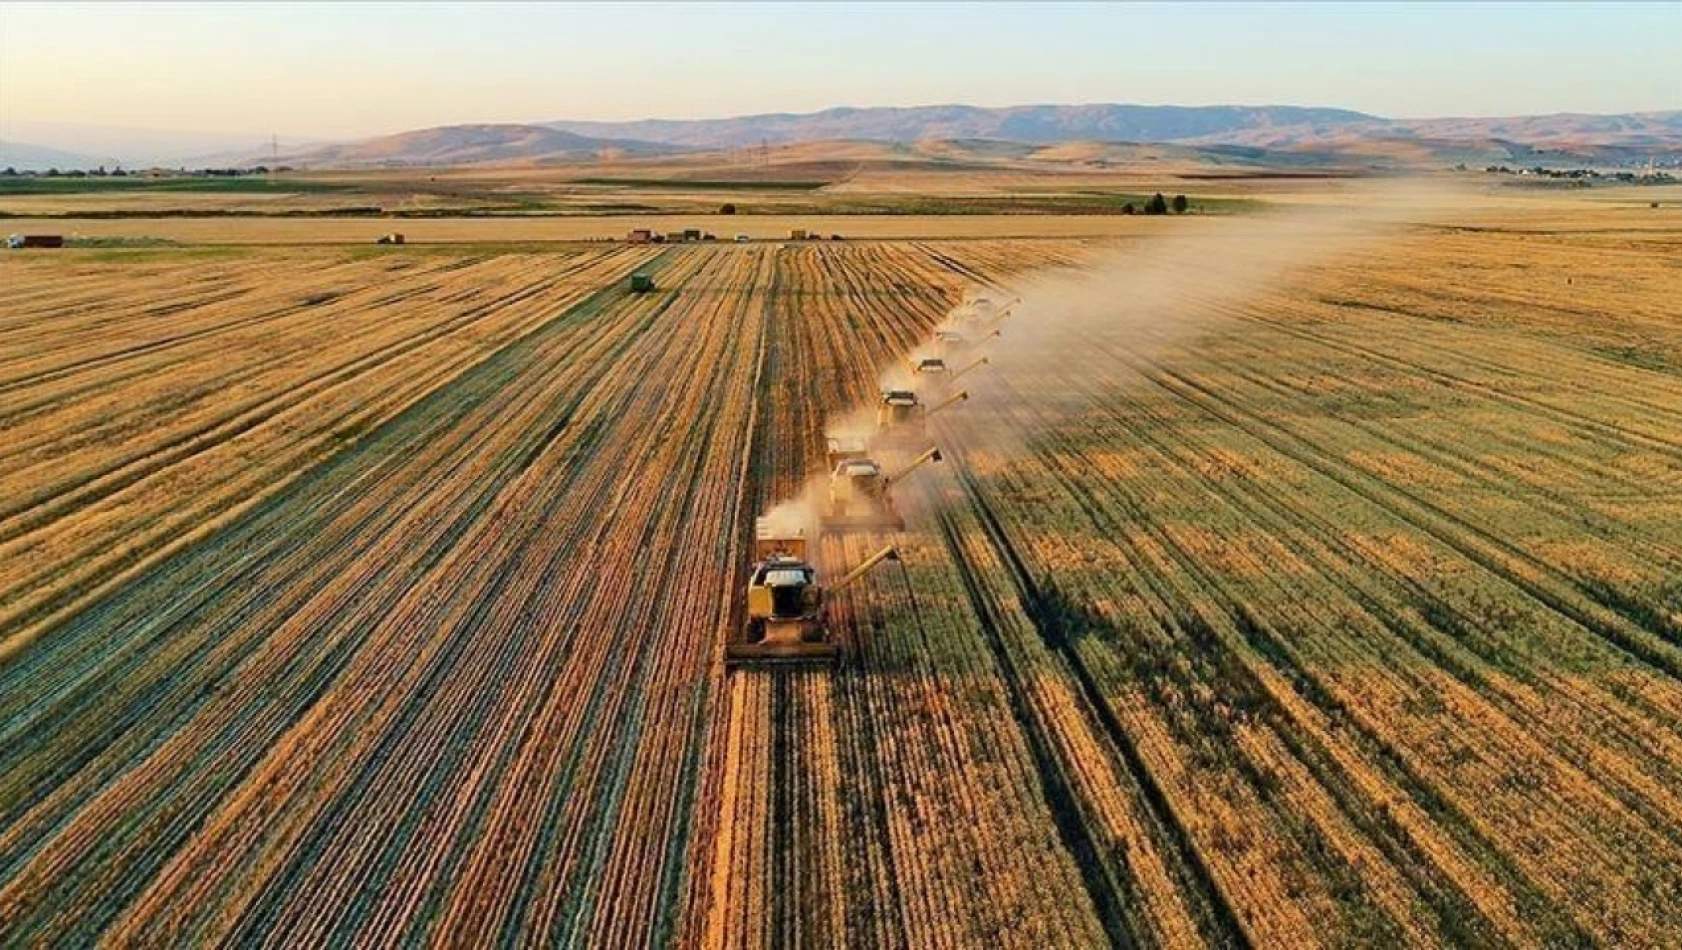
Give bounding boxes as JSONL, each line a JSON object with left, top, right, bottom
{"left": 725, "top": 519, "right": 900, "bottom": 668}
{"left": 822, "top": 446, "right": 943, "bottom": 532}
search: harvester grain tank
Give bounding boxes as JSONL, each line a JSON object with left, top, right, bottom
{"left": 822, "top": 446, "right": 943, "bottom": 532}
{"left": 912, "top": 357, "right": 949, "bottom": 378}
{"left": 725, "top": 520, "right": 901, "bottom": 667}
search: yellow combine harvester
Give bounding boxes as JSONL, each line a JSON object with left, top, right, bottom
{"left": 916, "top": 355, "right": 989, "bottom": 395}
{"left": 931, "top": 327, "right": 1001, "bottom": 359}
{"left": 725, "top": 520, "right": 900, "bottom": 667}
{"left": 822, "top": 445, "right": 943, "bottom": 532}
{"left": 874, "top": 389, "right": 967, "bottom": 449}
{"left": 958, "top": 294, "right": 1017, "bottom": 329}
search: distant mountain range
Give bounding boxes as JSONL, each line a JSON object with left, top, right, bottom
{"left": 0, "top": 140, "right": 109, "bottom": 172}
{"left": 271, "top": 124, "right": 681, "bottom": 168}
{"left": 290, "top": 105, "right": 1682, "bottom": 170}
{"left": 544, "top": 104, "right": 1385, "bottom": 149}
{"left": 5, "top": 104, "right": 1678, "bottom": 171}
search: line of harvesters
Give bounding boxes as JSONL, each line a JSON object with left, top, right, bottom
{"left": 726, "top": 293, "right": 1017, "bottom": 668}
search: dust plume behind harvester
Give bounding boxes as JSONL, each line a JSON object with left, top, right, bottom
{"left": 724, "top": 519, "right": 901, "bottom": 668}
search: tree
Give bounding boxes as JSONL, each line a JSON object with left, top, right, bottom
{"left": 1121, "top": 202, "right": 1135, "bottom": 215}
{"left": 1171, "top": 194, "right": 1188, "bottom": 214}
{"left": 1144, "top": 192, "right": 1168, "bottom": 215}
{"left": 719, "top": 203, "right": 737, "bottom": 215}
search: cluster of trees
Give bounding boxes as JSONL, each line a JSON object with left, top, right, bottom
{"left": 0, "top": 166, "right": 294, "bottom": 179}
{"left": 2, "top": 166, "right": 131, "bottom": 178}
{"left": 1121, "top": 193, "right": 1190, "bottom": 215}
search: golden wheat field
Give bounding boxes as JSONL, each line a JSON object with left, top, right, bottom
{"left": 2, "top": 190, "right": 1680, "bottom": 946}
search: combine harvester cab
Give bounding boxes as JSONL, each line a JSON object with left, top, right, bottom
{"left": 726, "top": 520, "right": 900, "bottom": 669}
{"left": 912, "top": 356, "right": 949, "bottom": 377}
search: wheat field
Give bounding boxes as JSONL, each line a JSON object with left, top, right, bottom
{"left": 2, "top": 190, "right": 1679, "bottom": 945}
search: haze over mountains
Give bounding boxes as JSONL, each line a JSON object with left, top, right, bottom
{"left": 544, "top": 104, "right": 1383, "bottom": 149}
{"left": 4, "top": 103, "right": 1678, "bottom": 171}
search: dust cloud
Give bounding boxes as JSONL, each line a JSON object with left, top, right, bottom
{"left": 932, "top": 178, "right": 1469, "bottom": 457}
{"left": 756, "top": 178, "right": 1470, "bottom": 548}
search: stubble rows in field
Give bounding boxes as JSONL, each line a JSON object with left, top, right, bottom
{"left": 2, "top": 223, "right": 1679, "bottom": 947}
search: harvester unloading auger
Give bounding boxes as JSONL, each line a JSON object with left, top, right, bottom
{"left": 821, "top": 445, "right": 943, "bottom": 532}
{"left": 725, "top": 520, "right": 901, "bottom": 668}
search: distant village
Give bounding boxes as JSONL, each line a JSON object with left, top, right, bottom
{"left": 1477, "top": 164, "right": 1678, "bottom": 185}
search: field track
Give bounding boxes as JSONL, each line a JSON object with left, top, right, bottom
{"left": 2, "top": 223, "right": 1679, "bottom": 946}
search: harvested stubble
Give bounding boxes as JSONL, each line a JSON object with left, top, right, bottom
{"left": 1, "top": 223, "right": 1679, "bottom": 948}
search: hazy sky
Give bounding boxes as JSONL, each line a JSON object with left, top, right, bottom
{"left": 2, "top": 1, "right": 1677, "bottom": 141}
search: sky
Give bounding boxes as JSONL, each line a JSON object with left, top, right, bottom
{"left": 1, "top": 1, "right": 1678, "bottom": 145}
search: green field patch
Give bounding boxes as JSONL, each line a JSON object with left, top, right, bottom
{"left": 571, "top": 177, "right": 830, "bottom": 191}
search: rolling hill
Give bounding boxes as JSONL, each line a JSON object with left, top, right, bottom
{"left": 0, "top": 140, "right": 111, "bottom": 172}
{"left": 16, "top": 105, "right": 1678, "bottom": 172}
{"left": 544, "top": 103, "right": 1382, "bottom": 149}
{"left": 277, "top": 124, "right": 680, "bottom": 168}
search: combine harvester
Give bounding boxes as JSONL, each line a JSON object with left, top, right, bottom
{"left": 874, "top": 389, "right": 967, "bottom": 450}
{"left": 725, "top": 521, "right": 900, "bottom": 667}
{"left": 913, "top": 354, "right": 989, "bottom": 395}
{"left": 930, "top": 292, "right": 1015, "bottom": 358}
{"left": 821, "top": 443, "right": 943, "bottom": 532}
{"left": 931, "top": 327, "right": 1002, "bottom": 360}
{"left": 958, "top": 293, "right": 1018, "bottom": 328}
